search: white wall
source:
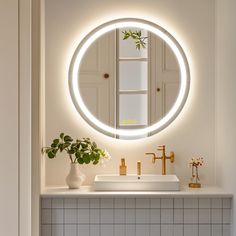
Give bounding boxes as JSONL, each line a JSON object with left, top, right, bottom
{"left": 43, "top": 0, "right": 216, "bottom": 186}
{"left": 0, "top": 0, "right": 19, "bottom": 235}
{"left": 0, "top": 1, "right": 32, "bottom": 235}
{"left": 2, "top": 0, "right": 236, "bottom": 235}
{"left": 216, "top": 0, "right": 236, "bottom": 234}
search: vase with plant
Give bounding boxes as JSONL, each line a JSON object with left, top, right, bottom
{"left": 188, "top": 157, "right": 204, "bottom": 188}
{"left": 42, "top": 133, "right": 111, "bottom": 189}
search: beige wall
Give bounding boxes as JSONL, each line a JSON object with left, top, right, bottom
{"left": 0, "top": 1, "right": 32, "bottom": 235}
{"left": 43, "top": 0, "right": 216, "bottom": 186}
{"left": 2, "top": 0, "right": 236, "bottom": 235}
{"left": 0, "top": 0, "right": 19, "bottom": 235}
{"left": 216, "top": 0, "right": 236, "bottom": 234}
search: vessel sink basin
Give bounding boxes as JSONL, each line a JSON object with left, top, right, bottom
{"left": 94, "top": 174, "right": 180, "bottom": 191}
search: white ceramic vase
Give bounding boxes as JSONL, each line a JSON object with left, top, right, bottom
{"left": 66, "top": 163, "right": 86, "bottom": 189}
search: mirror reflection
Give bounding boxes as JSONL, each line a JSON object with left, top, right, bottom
{"left": 78, "top": 26, "right": 180, "bottom": 138}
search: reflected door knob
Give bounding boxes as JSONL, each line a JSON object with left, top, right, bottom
{"left": 103, "top": 73, "right": 109, "bottom": 79}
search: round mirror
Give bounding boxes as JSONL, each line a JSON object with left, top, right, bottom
{"left": 69, "top": 18, "right": 190, "bottom": 139}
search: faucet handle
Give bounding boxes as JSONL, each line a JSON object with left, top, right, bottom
{"left": 169, "top": 151, "right": 174, "bottom": 163}
{"left": 157, "top": 145, "right": 165, "bottom": 151}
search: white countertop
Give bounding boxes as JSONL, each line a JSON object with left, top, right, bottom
{"left": 41, "top": 185, "right": 233, "bottom": 198}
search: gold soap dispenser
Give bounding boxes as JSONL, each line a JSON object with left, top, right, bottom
{"left": 119, "top": 158, "right": 127, "bottom": 175}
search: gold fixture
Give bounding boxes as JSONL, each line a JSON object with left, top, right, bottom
{"left": 119, "top": 158, "right": 127, "bottom": 175}
{"left": 145, "top": 145, "right": 174, "bottom": 175}
{"left": 189, "top": 183, "right": 201, "bottom": 188}
{"left": 137, "top": 161, "right": 141, "bottom": 176}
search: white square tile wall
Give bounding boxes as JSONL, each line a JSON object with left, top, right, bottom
{"left": 41, "top": 197, "right": 231, "bottom": 236}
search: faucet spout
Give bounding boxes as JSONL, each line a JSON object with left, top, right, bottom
{"left": 145, "top": 152, "right": 159, "bottom": 163}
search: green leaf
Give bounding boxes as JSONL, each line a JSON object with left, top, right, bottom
{"left": 123, "top": 34, "right": 129, "bottom": 40}
{"left": 83, "top": 154, "right": 91, "bottom": 164}
{"left": 53, "top": 139, "right": 59, "bottom": 144}
{"left": 77, "top": 158, "right": 84, "bottom": 164}
{"left": 64, "top": 135, "right": 73, "bottom": 142}
{"left": 48, "top": 151, "right": 55, "bottom": 159}
{"left": 68, "top": 149, "right": 75, "bottom": 154}
{"left": 51, "top": 143, "right": 58, "bottom": 148}
{"left": 53, "top": 148, "right": 58, "bottom": 153}
{"left": 60, "top": 133, "right": 64, "bottom": 139}
{"left": 93, "top": 160, "right": 99, "bottom": 165}
{"left": 58, "top": 143, "right": 64, "bottom": 152}
{"left": 81, "top": 142, "right": 87, "bottom": 148}
{"left": 71, "top": 143, "right": 76, "bottom": 148}
{"left": 83, "top": 150, "right": 90, "bottom": 154}
{"left": 136, "top": 43, "right": 141, "bottom": 50}
{"left": 46, "top": 149, "right": 51, "bottom": 154}
{"left": 63, "top": 142, "right": 70, "bottom": 149}
{"left": 122, "top": 29, "right": 147, "bottom": 51}
{"left": 75, "top": 152, "right": 81, "bottom": 159}
{"left": 92, "top": 142, "right": 97, "bottom": 148}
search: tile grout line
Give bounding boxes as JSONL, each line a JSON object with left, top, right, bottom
{"left": 89, "top": 198, "right": 91, "bottom": 236}
{"left": 135, "top": 198, "right": 136, "bottom": 236}
{"left": 221, "top": 198, "right": 223, "bottom": 236}
{"left": 198, "top": 198, "right": 199, "bottom": 236}
{"left": 51, "top": 199, "right": 53, "bottom": 236}
{"left": 113, "top": 198, "right": 115, "bottom": 236}
{"left": 124, "top": 198, "right": 126, "bottom": 236}
{"left": 50, "top": 199, "right": 52, "bottom": 236}
{"left": 210, "top": 198, "right": 212, "bottom": 236}
{"left": 76, "top": 198, "right": 78, "bottom": 236}
{"left": 63, "top": 199, "right": 65, "bottom": 236}
{"left": 99, "top": 198, "right": 101, "bottom": 236}
{"left": 172, "top": 197, "right": 174, "bottom": 232}
{"left": 182, "top": 198, "right": 184, "bottom": 236}
{"left": 148, "top": 198, "right": 151, "bottom": 236}
{"left": 160, "top": 198, "right": 162, "bottom": 236}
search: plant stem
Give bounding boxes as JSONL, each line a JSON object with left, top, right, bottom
{"left": 69, "top": 154, "right": 73, "bottom": 163}
{"left": 196, "top": 166, "right": 199, "bottom": 183}
{"left": 65, "top": 148, "right": 73, "bottom": 163}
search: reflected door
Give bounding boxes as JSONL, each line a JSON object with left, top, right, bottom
{"left": 79, "top": 31, "right": 116, "bottom": 127}
{"left": 149, "top": 34, "right": 180, "bottom": 125}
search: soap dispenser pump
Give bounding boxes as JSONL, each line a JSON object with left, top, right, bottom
{"left": 119, "top": 158, "right": 127, "bottom": 175}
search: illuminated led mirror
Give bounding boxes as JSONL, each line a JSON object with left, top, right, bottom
{"left": 69, "top": 18, "right": 190, "bottom": 139}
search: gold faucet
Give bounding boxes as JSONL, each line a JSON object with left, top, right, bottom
{"left": 145, "top": 145, "right": 174, "bottom": 175}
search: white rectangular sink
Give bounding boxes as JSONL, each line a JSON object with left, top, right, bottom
{"left": 94, "top": 174, "right": 180, "bottom": 191}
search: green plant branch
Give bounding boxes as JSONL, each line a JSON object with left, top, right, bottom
{"left": 122, "top": 30, "right": 148, "bottom": 50}
{"left": 41, "top": 133, "right": 109, "bottom": 165}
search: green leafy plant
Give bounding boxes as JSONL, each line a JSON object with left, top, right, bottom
{"left": 122, "top": 30, "right": 148, "bottom": 50}
{"left": 41, "top": 133, "right": 111, "bottom": 165}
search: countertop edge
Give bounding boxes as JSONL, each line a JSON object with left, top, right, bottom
{"left": 41, "top": 185, "right": 233, "bottom": 198}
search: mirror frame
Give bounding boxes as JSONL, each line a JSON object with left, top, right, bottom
{"left": 69, "top": 18, "right": 190, "bottom": 139}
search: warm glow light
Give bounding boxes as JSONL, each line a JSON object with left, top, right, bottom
{"left": 69, "top": 19, "right": 190, "bottom": 138}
